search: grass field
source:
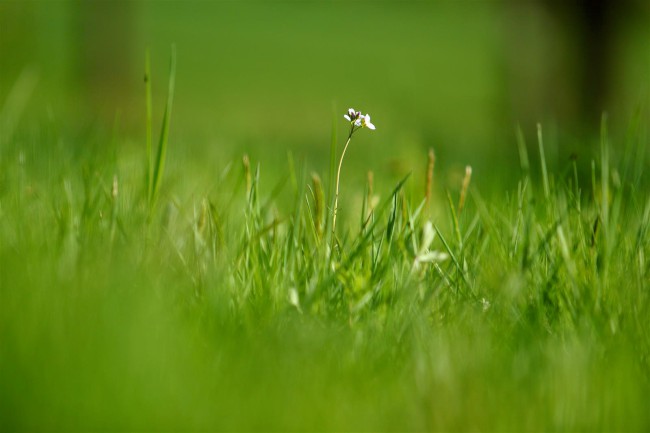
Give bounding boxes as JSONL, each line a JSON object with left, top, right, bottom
{"left": 1, "top": 56, "right": 650, "bottom": 429}
{"left": 2, "top": 3, "right": 650, "bottom": 429}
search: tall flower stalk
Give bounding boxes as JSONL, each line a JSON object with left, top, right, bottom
{"left": 332, "top": 108, "right": 376, "bottom": 240}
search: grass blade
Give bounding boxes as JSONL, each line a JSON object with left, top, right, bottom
{"left": 145, "top": 49, "right": 153, "bottom": 202}
{"left": 537, "top": 123, "right": 550, "bottom": 201}
{"left": 149, "top": 45, "right": 177, "bottom": 217}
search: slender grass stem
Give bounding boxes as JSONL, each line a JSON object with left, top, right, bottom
{"left": 145, "top": 50, "right": 153, "bottom": 202}
{"left": 331, "top": 127, "right": 354, "bottom": 241}
{"left": 148, "top": 45, "right": 177, "bottom": 220}
{"left": 537, "top": 123, "right": 550, "bottom": 200}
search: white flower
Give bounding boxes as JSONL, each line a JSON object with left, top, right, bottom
{"left": 361, "top": 114, "right": 375, "bottom": 130}
{"left": 344, "top": 108, "right": 361, "bottom": 123}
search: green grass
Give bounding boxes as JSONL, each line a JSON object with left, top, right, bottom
{"left": 1, "top": 76, "right": 650, "bottom": 430}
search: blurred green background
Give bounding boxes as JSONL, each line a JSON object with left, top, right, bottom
{"left": 1, "top": 0, "right": 649, "bottom": 179}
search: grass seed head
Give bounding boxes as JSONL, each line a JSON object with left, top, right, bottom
{"left": 458, "top": 165, "right": 472, "bottom": 214}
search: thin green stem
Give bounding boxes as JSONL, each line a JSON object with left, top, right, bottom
{"left": 331, "top": 126, "right": 355, "bottom": 241}
{"left": 145, "top": 50, "right": 153, "bottom": 202}
{"left": 537, "top": 123, "right": 550, "bottom": 201}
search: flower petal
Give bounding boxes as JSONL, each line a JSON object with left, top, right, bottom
{"left": 361, "top": 114, "right": 376, "bottom": 130}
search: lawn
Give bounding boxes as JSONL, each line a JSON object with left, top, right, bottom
{"left": 1, "top": 2, "right": 650, "bottom": 431}
{"left": 2, "top": 80, "right": 649, "bottom": 429}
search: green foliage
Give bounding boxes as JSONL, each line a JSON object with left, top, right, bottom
{"left": 147, "top": 46, "right": 177, "bottom": 218}
{"left": 0, "top": 104, "right": 649, "bottom": 430}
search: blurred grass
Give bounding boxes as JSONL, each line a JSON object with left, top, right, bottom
{"left": 1, "top": 1, "right": 650, "bottom": 430}
{"left": 2, "top": 2, "right": 647, "bottom": 191}
{"left": 1, "top": 101, "right": 649, "bottom": 429}
{"left": 0, "top": 2, "right": 581, "bottom": 170}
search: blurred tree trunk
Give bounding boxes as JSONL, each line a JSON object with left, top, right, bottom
{"left": 548, "top": 0, "right": 617, "bottom": 127}
{"left": 72, "top": 0, "right": 135, "bottom": 121}
{"left": 504, "top": 0, "right": 640, "bottom": 132}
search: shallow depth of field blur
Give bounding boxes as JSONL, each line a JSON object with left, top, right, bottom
{"left": 2, "top": 1, "right": 650, "bottom": 430}
{"left": 4, "top": 1, "right": 649, "bottom": 177}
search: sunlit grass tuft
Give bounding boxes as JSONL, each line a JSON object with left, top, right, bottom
{"left": 0, "top": 74, "right": 649, "bottom": 429}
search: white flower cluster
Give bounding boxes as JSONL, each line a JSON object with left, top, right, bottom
{"left": 344, "top": 108, "right": 376, "bottom": 130}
